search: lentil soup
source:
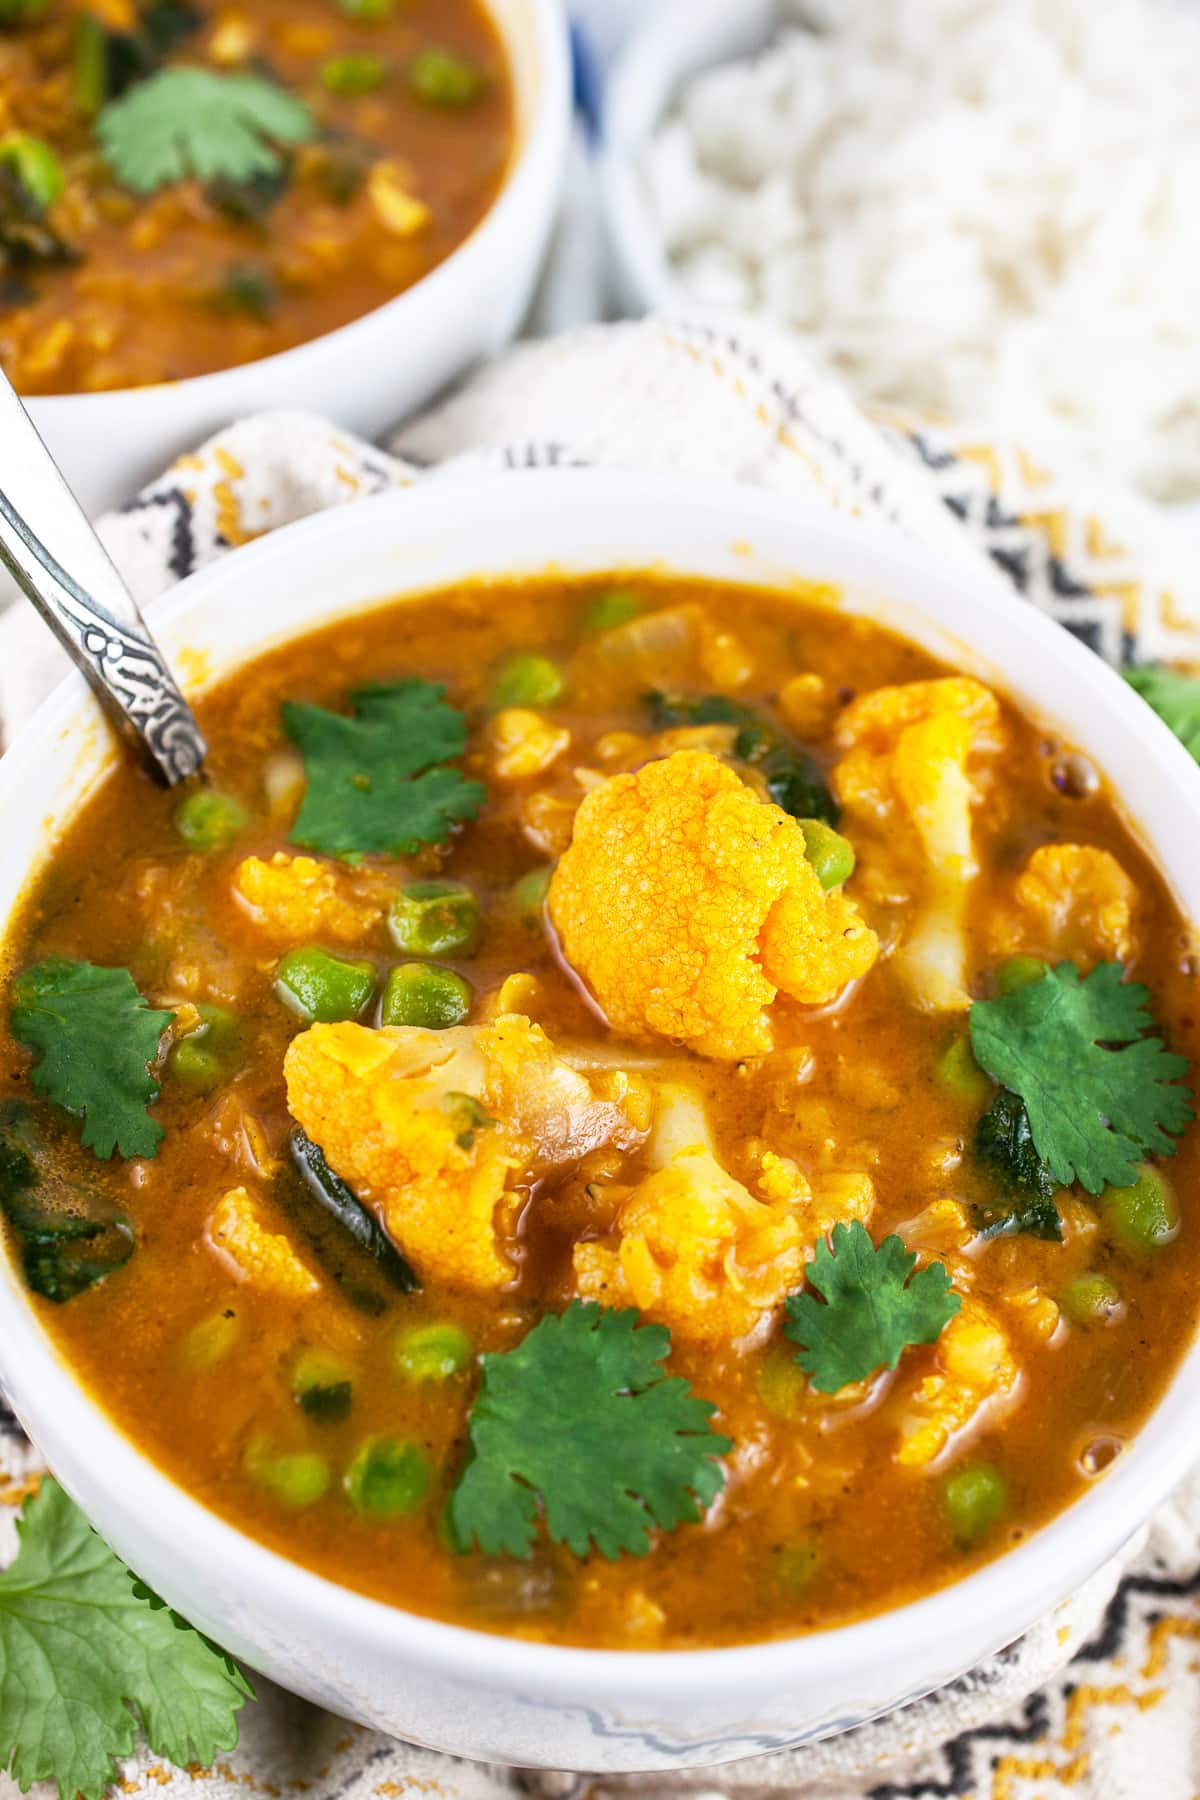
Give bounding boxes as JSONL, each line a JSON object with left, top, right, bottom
{"left": 2, "top": 574, "right": 1197, "bottom": 1650}
{"left": 0, "top": 0, "right": 513, "bottom": 394}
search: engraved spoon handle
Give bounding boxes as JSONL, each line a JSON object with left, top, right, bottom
{"left": 0, "top": 373, "right": 206, "bottom": 785}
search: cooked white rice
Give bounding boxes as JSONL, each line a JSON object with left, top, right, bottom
{"left": 641, "top": 0, "right": 1200, "bottom": 502}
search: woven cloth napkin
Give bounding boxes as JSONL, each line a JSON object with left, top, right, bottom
{"left": 2, "top": 313, "right": 1199, "bottom": 1800}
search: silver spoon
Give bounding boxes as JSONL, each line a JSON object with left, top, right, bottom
{"left": 0, "top": 372, "right": 206, "bottom": 785}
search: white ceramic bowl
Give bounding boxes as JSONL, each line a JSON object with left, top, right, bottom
{"left": 24, "top": 0, "right": 570, "bottom": 519}
{"left": 1, "top": 471, "right": 1199, "bottom": 1774}
{"left": 601, "top": 0, "right": 773, "bottom": 317}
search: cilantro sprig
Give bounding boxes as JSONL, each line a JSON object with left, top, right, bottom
{"left": 445, "top": 1302, "right": 730, "bottom": 1560}
{"left": 784, "top": 1221, "right": 961, "bottom": 1394}
{"left": 10, "top": 960, "right": 173, "bottom": 1161}
{"left": 969, "top": 960, "right": 1193, "bottom": 1194}
{"left": 96, "top": 68, "right": 315, "bottom": 194}
{"left": 284, "top": 679, "right": 486, "bottom": 860}
{"left": 1124, "top": 665, "right": 1200, "bottom": 762}
{"left": 0, "top": 1479, "right": 251, "bottom": 1800}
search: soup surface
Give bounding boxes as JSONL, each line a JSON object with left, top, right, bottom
{"left": 1, "top": 575, "right": 1198, "bottom": 1650}
{"left": 0, "top": 0, "right": 512, "bottom": 394}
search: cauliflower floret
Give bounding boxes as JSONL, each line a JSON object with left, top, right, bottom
{"left": 549, "top": 750, "right": 879, "bottom": 1060}
{"left": 834, "top": 679, "right": 1004, "bottom": 1011}
{"left": 284, "top": 1014, "right": 640, "bottom": 1293}
{"left": 206, "top": 1186, "right": 321, "bottom": 1297}
{"left": 573, "top": 1085, "right": 874, "bottom": 1343}
{"left": 893, "top": 1297, "right": 1019, "bottom": 1467}
{"left": 490, "top": 709, "right": 571, "bottom": 782}
{"left": 992, "top": 843, "right": 1139, "bottom": 970}
{"left": 233, "top": 852, "right": 386, "bottom": 944}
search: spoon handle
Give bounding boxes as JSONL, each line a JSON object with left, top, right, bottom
{"left": 0, "top": 376, "right": 206, "bottom": 785}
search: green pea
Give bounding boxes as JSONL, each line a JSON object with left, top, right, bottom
{"left": 799, "top": 818, "right": 855, "bottom": 889}
{"left": 772, "top": 1538, "right": 822, "bottom": 1595}
{"left": 583, "top": 588, "right": 642, "bottom": 633}
{"left": 490, "top": 652, "right": 564, "bottom": 711}
{"left": 0, "top": 133, "right": 63, "bottom": 210}
{"left": 174, "top": 787, "right": 248, "bottom": 852}
{"left": 388, "top": 879, "right": 481, "bottom": 957}
{"left": 275, "top": 947, "right": 376, "bottom": 1023}
{"left": 409, "top": 46, "right": 486, "bottom": 108}
{"left": 291, "top": 1348, "right": 354, "bottom": 1423}
{"left": 510, "top": 866, "right": 552, "bottom": 925}
{"left": 381, "top": 962, "right": 471, "bottom": 1030}
{"left": 1100, "top": 1166, "right": 1180, "bottom": 1253}
{"left": 941, "top": 1462, "right": 1008, "bottom": 1545}
{"left": 344, "top": 1436, "right": 431, "bottom": 1517}
{"left": 994, "top": 955, "right": 1050, "bottom": 997}
{"left": 754, "top": 1345, "right": 807, "bottom": 1421}
{"left": 168, "top": 1003, "right": 241, "bottom": 1093}
{"left": 1061, "top": 1272, "right": 1123, "bottom": 1327}
{"left": 180, "top": 1310, "right": 240, "bottom": 1372}
{"left": 245, "top": 1439, "right": 331, "bottom": 1509}
{"left": 321, "top": 52, "right": 387, "bottom": 94}
{"left": 338, "top": 0, "right": 392, "bottom": 17}
{"left": 396, "top": 1321, "right": 473, "bottom": 1382}
{"left": 932, "top": 1028, "right": 991, "bottom": 1108}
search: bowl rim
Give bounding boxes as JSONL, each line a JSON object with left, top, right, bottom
{"left": 29, "top": 0, "right": 571, "bottom": 413}
{"left": 599, "top": 0, "right": 773, "bottom": 317}
{"left": 2, "top": 467, "right": 1200, "bottom": 1702}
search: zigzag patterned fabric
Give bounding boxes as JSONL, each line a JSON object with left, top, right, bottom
{"left": 1, "top": 313, "right": 1198, "bottom": 1800}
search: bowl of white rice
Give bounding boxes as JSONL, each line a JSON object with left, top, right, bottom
{"left": 601, "top": 0, "right": 1200, "bottom": 504}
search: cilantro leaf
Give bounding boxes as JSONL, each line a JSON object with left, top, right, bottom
{"left": 11, "top": 960, "right": 173, "bottom": 1161}
{"left": 445, "top": 1302, "right": 730, "bottom": 1561}
{"left": 0, "top": 1478, "right": 252, "bottom": 1800}
{"left": 973, "top": 1089, "right": 1062, "bottom": 1240}
{"left": 97, "top": 68, "right": 315, "bottom": 194}
{"left": 784, "top": 1221, "right": 961, "bottom": 1394}
{"left": 1124, "top": 665, "right": 1200, "bottom": 762}
{"left": 284, "top": 679, "right": 486, "bottom": 860}
{"left": 969, "top": 960, "right": 1194, "bottom": 1194}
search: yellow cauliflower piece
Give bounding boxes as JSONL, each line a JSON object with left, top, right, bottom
{"left": 233, "top": 852, "right": 385, "bottom": 944}
{"left": 206, "top": 1187, "right": 321, "bottom": 1297}
{"left": 284, "top": 1014, "right": 639, "bottom": 1293}
{"left": 549, "top": 750, "right": 879, "bottom": 1060}
{"left": 490, "top": 709, "right": 571, "bottom": 782}
{"left": 573, "top": 1085, "right": 874, "bottom": 1343}
{"left": 894, "top": 1297, "right": 1019, "bottom": 1466}
{"left": 834, "top": 679, "right": 1004, "bottom": 1011}
{"left": 994, "top": 843, "right": 1139, "bottom": 969}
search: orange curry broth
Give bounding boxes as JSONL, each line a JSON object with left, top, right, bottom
{"left": 2, "top": 575, "right": 1199, "bottom": 1649}
{"left": 0, "top": 0, "right": 512, "bottom": 394}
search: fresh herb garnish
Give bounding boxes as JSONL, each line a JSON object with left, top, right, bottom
{"left": 10, "top": 960, "right": 173, "bottom": 1161}
{"left": 1124, "top": 665, "right": 1200, "bottom": 763}
{"left": 969, "top": 960, "right": 1194, "bottom": 1194}
{"left": 645, "top": 691, "right": 838, "bottom": 824}
{"left": 0, "top": 1102, "right": 134, "bottom": 1301}
{"left": 973, "top": 1088, "right": 1062, "bottom": 1240}
{"left": 96, "top": 68, "right": 315, "bottom": 194}
{"left": 445, "top": 1302, "right": 729, "bottom": 1560}
{"left": 0, "top": 1478, "right": 251, "bottom": 1800}
{"left": 283, "top": 679, "right": 486, "bottom": 860}
{"left": 784, "top": 1220, "right": 961, "bottom": 1394}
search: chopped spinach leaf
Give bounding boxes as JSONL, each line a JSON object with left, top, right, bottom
{"left": 288, "top": 1127, "right": 419, "bottom": 1295}
{"left": 0, "top": 1102, "right": 134, "bottom": 1302}
{"left": 973, "top": 1088, "right": 1062, "bottom": 1240}
{"left": 644, "top": 690, "right": 839, "bottom": 824}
